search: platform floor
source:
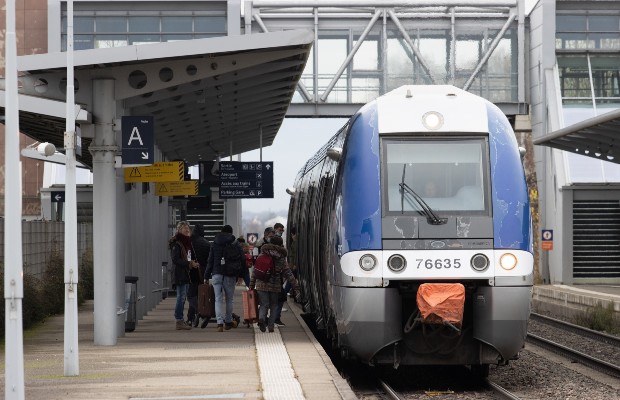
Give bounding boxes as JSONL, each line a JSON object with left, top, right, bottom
{"left": 532, "top": 284, "right": 620, "bottom": 323}
{"left": 1, "top": 289, "right": 357, "bottom": 400}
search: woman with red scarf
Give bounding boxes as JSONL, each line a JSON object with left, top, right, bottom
{"left": 169, "top": 221, "right": 199, "bottom": 330}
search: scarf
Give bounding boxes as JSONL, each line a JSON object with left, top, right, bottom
{"left": 176, "top": 233, "right": 193, "bottom": 255}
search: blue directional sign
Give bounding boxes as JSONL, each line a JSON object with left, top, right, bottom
{"left": 122, "top": 116, "right": 154, "bottom": 166}
{"left": 219, "top": 161, "right": 274, "bottom": 198}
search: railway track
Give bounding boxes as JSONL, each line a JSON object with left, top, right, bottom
{"left": 377, "top": 376, "right": 522, "bottom": 400}
{"left": 526, "top": 333, "right": 620, "bottom": 379}
{"left": 530, "top": 312, "right": 620, "bottom": 347}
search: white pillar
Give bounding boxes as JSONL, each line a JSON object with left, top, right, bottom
{"left": 4, "top": 0, "right": 25, "bottom": 396}
{"left": 92, "top": 79, "right": 118, "bottom": 345}
{"left": 64, "top": 0, "right": 80, "bottom": 376}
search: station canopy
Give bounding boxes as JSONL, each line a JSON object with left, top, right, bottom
{"left": 1, "top": 30, "right": 313, "bottom": 168}
{"left": 534, "top": 108, "right": 620, "bottom": 164}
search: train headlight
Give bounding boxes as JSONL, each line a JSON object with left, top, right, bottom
{"left": 499, "top": 253, "right": 518, "bottom": 270}
{"left": 422, "top": 111, "right": 444, "bottom": 130}
{"left": 359, "top": 254, "right": 377, "bottom": 271}
{"left": 470, "top": 253, "right": 489, "bottom": 272}
{"left": 387, "top": 254, "right": 406, "bottom": 272}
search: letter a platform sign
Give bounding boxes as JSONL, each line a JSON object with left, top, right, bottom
{"left": 122, "top": 116, "right": 154, "bottom": 166}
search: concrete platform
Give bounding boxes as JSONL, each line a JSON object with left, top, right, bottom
{"left": 532, "top": 284, "right": 620, "bottom": 325}
{"left": 1, "top": 289, "right": 357, "bottom": 400}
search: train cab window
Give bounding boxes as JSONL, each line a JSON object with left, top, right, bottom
{"left": 382, "top": 137, "right": 489, "bottom": 214}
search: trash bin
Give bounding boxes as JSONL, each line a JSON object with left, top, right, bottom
{"left": 125, "top": 276, "right": 139, "bottom": 332}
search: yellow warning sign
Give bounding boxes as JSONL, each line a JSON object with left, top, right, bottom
{"left": 155, "top": 181, "right": 198, "bottom": 196}
{"left": 124, "top": 161, "right": 184, "bottom": 183}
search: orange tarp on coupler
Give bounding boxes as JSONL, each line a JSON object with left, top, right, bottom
{"left": 416, "top": 283, "right": 465, "bottom": 327}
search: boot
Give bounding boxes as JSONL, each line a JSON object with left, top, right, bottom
{"left": 176, "top": 320, "right": 191, "bottom": 330}
{"left": 258, "top": 319, "right": 266, "bottom": 332}
{"left": 268, "top": 325, "right": 275, "bottom": 333}
{"left": 225, "top": 320, "right": 238, "bottom": 330}
{"left": 193, "top": 314, "right": 200, "bottom": 328}
{"left": 201, "top": 317, "right": 209, "bottom": 329}
{"left": 216, "top": 324, "right": 224, "bottom": 332}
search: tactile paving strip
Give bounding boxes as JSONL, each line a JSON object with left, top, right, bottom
{"left": 254, "top": 326, "right": 305, "bottom": 400}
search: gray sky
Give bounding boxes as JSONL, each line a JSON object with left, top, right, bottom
{"left": 241, "top": 118, "right": 347, "bottom": 214}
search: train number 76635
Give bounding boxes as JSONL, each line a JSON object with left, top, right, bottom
{"left": 415, "top": 258, "right": 462, "bottom": 269}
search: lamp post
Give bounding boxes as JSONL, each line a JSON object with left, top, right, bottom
{"left": 64, "top": 0, "right": 80, "bottom": 376}
{"left": 4, "top": 0, "right": 26, "bottom": 397}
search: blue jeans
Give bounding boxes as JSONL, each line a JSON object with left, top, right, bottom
{"left": 258, "top": 290, "right": 279, "bottom": 328}
{"left": 212, "top": 274, "right": 237, "bottom": 325}
{"left": 174, "top": 283, "right": 189, "bottom": 321}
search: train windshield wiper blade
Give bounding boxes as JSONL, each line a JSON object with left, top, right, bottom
{"left": 399, "top": 182, "right": 446, "bottom": 224}
{"left": 399, "top": 167, "right": 446, "bottom": 225}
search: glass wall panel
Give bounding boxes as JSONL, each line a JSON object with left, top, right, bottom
{"left": 589, "top": 16, "right": 618, "bottom": 31}
{"left": 418, "top": 33, "right": 448, "bottom": 84}
{"left": 557, "top": 15, "right": 587, "bottom": 31}
{"left": 96, "top": 17, "right": 127, "bottom": 33}
{"left": 95, "top": 35, "right": 128, "bottom": 49}
{"left": 195, "top": 16, "right": 226, "bottom": 33}
{"left": 558, "top": 56, "right": 592, "bottom": 102}
{"left": 129, "top": 17, "right": 159, "bottom": 33}
{"left": 162, "top": 17, "right": 193, "bottom": 33}
{"left": 352, "top": 78, "right": 379, "bottom": 104}
{"left": 387, "top": 36, "right": 415, "bottom": 91}
{"left": 163, "top": 34, "right": 193, "bottom": 42}
{"left": 129, "top": 34, "right": 160, "bottom": 45}
{"left": 318, "top": 35, "right": 348, "bottom": 103}
{"left": 74, "top": 35, "right": 94, "bottom": 51}
{"left": 590, "top": 56, "right": 620, "bottom": 105}
{"left": 353, "top": 38, "right": 378, "bottom": 70}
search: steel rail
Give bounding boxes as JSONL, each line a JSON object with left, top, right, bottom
{"left": 530, "top": 312, "right": 620, "bottom": 347}
{"left": 527, "top": 333, "right": 620, "bottom": 379}
{"left": 484, "top": 378, "right": 522, "bottom": 400}
{"left": 378, "top": 379, "right": 405, "bottom": 400}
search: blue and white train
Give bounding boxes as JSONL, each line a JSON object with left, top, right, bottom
{"left": 287, "top": 85, "right": 533, "bottom": 375}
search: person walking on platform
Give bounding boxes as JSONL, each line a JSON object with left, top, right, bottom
{"left": 249, "top": 236, "right": 299, "bottom": 333}
{"left": 169, "top": 221, "right": 199, "bottom": 330}
{"left": 273, "top": 226, "right": 298, "bottom": 326}
{"left": 274, "top": 222, "right": 285, "bottom": 238}
{"left": 237, "top": 236, "right": 253, "bottom": 288}
{"left": 189, "top": 223, "right": 211, "bottom": 327}
{"left": 254, "top": 226, "right": 276, "bottom": 254}
{"left": 205, "top": 225, "right": 244, "bottom": 332}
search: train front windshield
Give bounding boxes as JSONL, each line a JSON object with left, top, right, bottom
{"left": 383, "top": 137, "right": 489, "bottom": 214}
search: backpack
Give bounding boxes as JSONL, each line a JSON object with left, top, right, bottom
{"left": 253, "top": 254, "right": 275, "bottom": 282}
{"left": 222, "top": 242, "right": 243, "bottom": 277}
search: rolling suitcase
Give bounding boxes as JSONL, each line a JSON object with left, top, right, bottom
{"left": 242, "top": 289, "right": 259, "bottom": 327}
{"left": 198, "top": 283, "right": 216, "bottom": 319}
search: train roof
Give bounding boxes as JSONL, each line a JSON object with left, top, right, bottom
{"left": 374, "top": 85, "right": 494, "bottom": 134}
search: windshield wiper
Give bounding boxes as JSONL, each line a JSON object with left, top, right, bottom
{"left": 399, "top": 164, "right": 447, "bottom": 225}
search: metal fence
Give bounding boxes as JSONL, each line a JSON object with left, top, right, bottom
{"left": 0, "top": 219, "right": 93, "bottom": 278}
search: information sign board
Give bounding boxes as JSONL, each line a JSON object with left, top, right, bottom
{"left": 51, "top": 191, "right": 65, "bottom": 203}
{"left": 124, "top": 161, "right": 184, "bottom": 183}
{"left": 121, "top": 116, "right": 154, "bottom": 166}
{"left": 219, "top": 161, "right": 274, "bottom": 198}
{"left": 155, "top": 181, "right": 198, "bottom": 196}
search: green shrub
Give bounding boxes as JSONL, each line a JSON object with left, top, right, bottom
{"left": 575, "top": 301, "right": 619, "bottom": 334}
{"left": 42, "top": 249, "right": 66, "bottom": 315}
{"left": 22, "top": 271, "right": 46, "bottom": 329}
{"left": 80, "top": 248, "right": 94, "bottom": 300}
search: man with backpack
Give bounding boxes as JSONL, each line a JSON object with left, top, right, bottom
{"left": 205, "top": 225, "right": 245, "bottom": 332}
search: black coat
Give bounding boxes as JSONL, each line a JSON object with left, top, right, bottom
{"left": 169, "top": 235, "right": 194, "bottom": 286}
{"left": 191, "top": 230, "right": 211, "bottom": 279}
{"left": 205, "top": 232, "right": 244, "bottom": 278}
